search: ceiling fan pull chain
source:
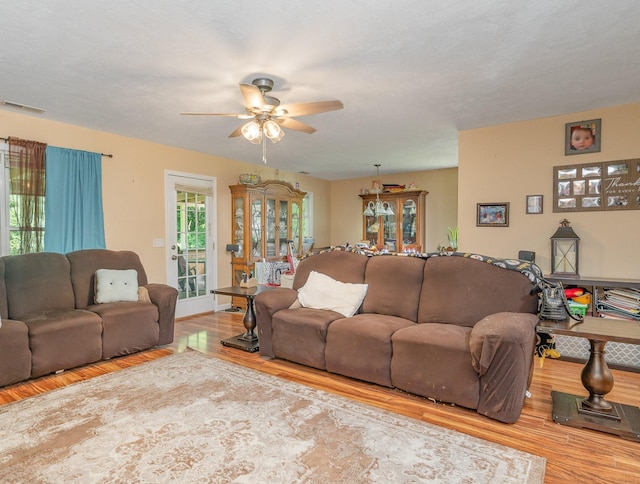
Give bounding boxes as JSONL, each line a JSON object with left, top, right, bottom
{"left": 262, "top": 136, "right": 267, "bottom": 163}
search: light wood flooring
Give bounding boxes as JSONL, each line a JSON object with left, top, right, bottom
{"left": 2, "top": 311, "right": 639, "bottom": 483}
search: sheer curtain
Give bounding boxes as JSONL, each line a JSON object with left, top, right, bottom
{"left": 44, "top": 146, "right": 106, "bottom": 253}
{"left": 8, "top": 137, "right": 47, "bottom": 253}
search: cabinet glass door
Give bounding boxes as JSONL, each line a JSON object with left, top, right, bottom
{"left": 364, "top": 212, "right": 379, "bottom": 246}
{"left": 250, "top": 197, "right": 262, "bottom": 259}
{"left": 402, "top": 199, "right": 417, "bottom": 246}
{"left": 291, "top": 201, "right": 301, "bottom": 254}
{"left": 383, "top": 206, "right": 397, "bottom": 252}
{"left": 233, "top": 196, "right": 244, "bottom": 258}
{"left": 266, "top": 198, "right": 277, "bottom": 257}
{"left": 278, "top": 199, "right": 289, "bottom": 256}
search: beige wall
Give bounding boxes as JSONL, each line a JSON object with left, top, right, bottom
{"left": 330, "top": 167, "right": 458, "bottom": 251}
{"left": 458, "top": 101, "right": 640, "bottom": 278}
{"left": 0, "top": 110, "right": 331, "bottom": 285}
{"left": 9, "top": 99, "right": 636, "bottom": 282}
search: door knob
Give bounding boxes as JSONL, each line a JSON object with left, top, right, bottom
{"left": 171, "top": 255, "right": 177, "bottom": 260}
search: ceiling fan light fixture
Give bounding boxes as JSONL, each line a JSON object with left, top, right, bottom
{"left": 241, "top": 120, "right": 263, "bottom": 144}
{"left": 263, "top": 120, "right": 284, "bottom": 143}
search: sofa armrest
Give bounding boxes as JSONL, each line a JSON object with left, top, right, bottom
{"left": 255, "top": 288, "right": 298, "bottom": 358}
{"left": 144, "top": 283, "right": 178, "bottom": 345}
{"left": 469, "top": 312, "right": 539, "bottom": 423}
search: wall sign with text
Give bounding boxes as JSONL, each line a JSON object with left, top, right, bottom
{"left": 553, "top": 159, "right": 640, "bottom": 212}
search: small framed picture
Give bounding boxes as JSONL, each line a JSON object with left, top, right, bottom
{"left": 477, "top": 202, "right": 509, "bottom": 227}
{"left": 526, "top": 195, "right": 543, "bottom": 214}
{"left": 565, "top": 118, "right": 601, "bottom": 155}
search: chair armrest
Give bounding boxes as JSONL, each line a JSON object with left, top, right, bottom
{"left": 469, "top": 312, "right": 539, "bottom": 376}
{"left": 469, "top": 312, "right": 539, "bottom": 423}
{"left": 255, "top": 288, "right": 298, "bottom": 357}
{"left": 144, "top": 283, "right": 178, "bottom": 345}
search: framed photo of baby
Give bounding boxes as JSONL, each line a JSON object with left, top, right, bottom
{"left": 565, "top": 118, "right": 601, "bottom": 156}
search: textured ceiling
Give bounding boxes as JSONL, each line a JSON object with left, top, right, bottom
{"left": 1, "top": 1, "right": 640, "bottom": 180}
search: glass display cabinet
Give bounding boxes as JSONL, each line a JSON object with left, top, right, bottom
{"left": 359, "top": 189, "right": 427, "bottom": 252}
{"left": 230, "top": 180, "right": 305, "bottom": 304}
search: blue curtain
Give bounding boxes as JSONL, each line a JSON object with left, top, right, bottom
{"left": 44, "top": 146, "right": 106, "bottom": 253}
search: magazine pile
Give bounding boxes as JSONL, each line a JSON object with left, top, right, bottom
{"left": 596, "top": 288, "right": 640, "bottom": 320}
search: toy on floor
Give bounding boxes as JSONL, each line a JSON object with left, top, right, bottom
{"left": 536, "top": 331, "right": 561, "bottom": 367}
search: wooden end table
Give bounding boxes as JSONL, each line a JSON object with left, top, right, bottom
{"left": 537, "top": 316, "right": 640, "bottom": 441}
{"left": 212, "top": 285, "right": 276, "bottom": 353}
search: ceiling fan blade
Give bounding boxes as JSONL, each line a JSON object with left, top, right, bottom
{"left": 240, "top": 83, "right": 266, "bottom": 109}
{"left": 179, "top": 112, "right": 248, "bottom": 117}
{"left": 278, "top": 100, "right": 343, "bottom": 117}
{"left": 228, "top": 125, "right": 244, "bottom": 138}
{"left": 277, "top": 117, "right": 316, "bottom": 134}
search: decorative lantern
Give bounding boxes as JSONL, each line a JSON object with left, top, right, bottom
{"left": 550, "top": 219, "right": 580, "bottom": 278}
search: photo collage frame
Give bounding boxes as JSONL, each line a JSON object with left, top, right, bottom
{"left": 553, "top": 158, "right": 640, "bottom": 212}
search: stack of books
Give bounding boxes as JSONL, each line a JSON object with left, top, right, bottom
{"left": 382, "top": 184, "right": 405, "bottom": 193}
{"left": 596, "top": 288, "right": 640, "bottom": 320}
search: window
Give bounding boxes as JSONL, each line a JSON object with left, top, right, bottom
{"left": 0, "top": 144, "right": 8, "bottom": 255}
{"left": 1, "top": 141, "right": 105, "bottom": 256}
{"left": 1, "top": 144, "right": 45, "bottom": 255}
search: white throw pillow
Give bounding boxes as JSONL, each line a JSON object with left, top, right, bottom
{"left": 94, "top": 269, "right": 139, "bottom": 304}
{"left": 297, "top": 271, "right": 368, "bottom": 318}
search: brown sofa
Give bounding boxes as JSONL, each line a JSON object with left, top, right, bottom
{"left": 255, "top": 248, "right": 542, "bottom": 423}
{"left": 0, "top": 249, "right": 178, "bottom": 388}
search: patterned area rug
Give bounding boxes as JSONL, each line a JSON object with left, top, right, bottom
{"left": 0, "top": 350, "right": 545, "bottom": 483}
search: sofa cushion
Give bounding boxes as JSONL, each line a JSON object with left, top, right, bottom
{"left": 23, "top": 309, "right": 103, "bottom": 378}
{"left": 67, "top": 249, "right": 149, "bottom": 309}
{"left": 293, "top": 250, "right": 369, "bottom": 289}
{"left": 418, "top": 256, "right": 538, "bottom": 327}
{"left": 298, "top": 271, "right": 368, "bottom": 318}
{"left": 3, "top": 252, "right": 76, "bottom": 319}
{"left": 94, "top": 269, "right": 139, "bottom": 303}
{"left": 362, "top": 255, "right": 425, "bottom": 321}
{"left": 272, "top": 307, "right": 344, "bottom": 370}
{"left": 326, "top": 314, "right": 415, "bottom": 387}
{"left": 89, "top": 302, "right": 160, "bottom": 359}
{"left": 391, "top": 323, "right": 480, "bottom": 410}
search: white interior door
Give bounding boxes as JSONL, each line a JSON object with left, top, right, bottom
{"left": 165, "top": 171, "right": 217, "bottom": 318}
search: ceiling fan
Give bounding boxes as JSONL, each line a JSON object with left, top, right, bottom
{"left": 180, "top": 78, "right": 343, "bottom": 159}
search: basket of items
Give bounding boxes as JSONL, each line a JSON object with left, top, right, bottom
{"left": 565, "top": 287, "right": 591, "bottom": 317}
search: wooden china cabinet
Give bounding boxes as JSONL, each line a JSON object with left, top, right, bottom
{"left": 359, "top": 190, "right": 427, "bottom": 252}
{"left": 229, "top": 180, "right": 305, "bottom": 304}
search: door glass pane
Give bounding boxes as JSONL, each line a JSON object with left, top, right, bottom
{"left": 176, "top": 190, "right": 208, "bottom": 300}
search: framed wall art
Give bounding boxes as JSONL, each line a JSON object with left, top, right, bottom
{"left": 526, "top": 195, "right": 543, "bottom": 214}
{"left": 553, "top": 158, "right": 640, "bottom": 212}
{"left": 565, "top": 118, "right": 601, "bottom": 155}
{"left": 477, "top": 202, "right": 509, "bottom": 227}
